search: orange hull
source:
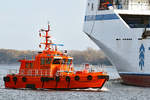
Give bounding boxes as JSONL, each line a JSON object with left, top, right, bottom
{"left": 4, "top": 74, "right": 108, "bottom": 89}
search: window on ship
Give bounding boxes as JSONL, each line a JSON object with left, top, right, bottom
{"left": 62, "top": 59, "right": 67, "bottom": 64}
{"left": 25, "top": 62, "right": 33, "bottom": 68}
{"left": 46, "top": 58, "right": 52, "bottom": 64}
{"left": 114, "top": 0, "right": 123, "bottom": 9}
{"left": 67, "top": 59, "right": 72, "bottom": 65}
{"left": 53, "top": 59, "right": 61, "bottom": 64}
{"left": 120, "top": 14, "right": 150, "bottom": 39}
{"left": 40, "top": 58, "right": 45, "bottom": 65}
{"left": 41, "top": 57, "right": 52, "bottom": 65}
{"left": 98, "top": 0, "right": 113, "bottom": 10}
{"left": 120, "top": 14, "right": 150, "bottom": 28}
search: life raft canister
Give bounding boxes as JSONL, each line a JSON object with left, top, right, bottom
{"left": 74, "top": 76, "right": 80, "bottom": 81}
{"left": 87, "top": 75, "right": 92, "bottom": 80}
{"left": 66, "top": 76, "right": 70, "bottom": 82}
{"left": 3, "top": 76, "right": 10, "bottom": 82}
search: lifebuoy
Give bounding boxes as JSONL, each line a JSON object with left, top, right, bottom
{"left": 13, "top": 77, "right": 17, "bottom": 82}
{"left": 56, "top": 76, "right": 60, "bottom": 82}
{"left": 75, "top": 76, "right": 80, "bottom": 81}
{"left": 3, "top": 76, "right": 10, "bottom": 82}
{"left": 22, "top": 77, "right": 27, "bottom": 82}
{"left": 87, "top": 75, "right": 92, "bottom": 80}
{"left": 66, "top": 76, "right": 70, "bottom": 82}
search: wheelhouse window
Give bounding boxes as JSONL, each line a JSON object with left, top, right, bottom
{"left": 98, "top": 0, "right": 113, "bottom": 10}
{"left": 67, "top": 59, "right": 72, "bottom": 65}
{"left": 62, "top": 59, "right": 67, "bottom": 64}
{"left": 40, "top": 58, "right": 45, "bottom": 65}
{"left": 25, "top": 62, "right": 33, "bottom": 68}
{"left": 53, "top": 59, "right": 61, "bottom": 64}
{"left": 46, "top": 58, "right": 52, "bottom": 64}
{"left": 41, "top": 57, "right": 52, "bottom": 65}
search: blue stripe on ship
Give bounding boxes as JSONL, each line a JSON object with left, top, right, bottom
{"left": 85, "top": 14, "right": 119, "bottom": 21}
{"left": 119, "top": 72, "right": 150, "bottom": 76}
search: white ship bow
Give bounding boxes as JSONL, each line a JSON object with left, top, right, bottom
{"left": 84, "top": 0, "right": 150, "bottom": 86}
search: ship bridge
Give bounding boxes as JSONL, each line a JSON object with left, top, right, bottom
{"left": 99, "top": 0, "right": 150, "bottom": 11}
{"left": 97, "top": 0, "right": 150, "bottom": 38}
{"left": 113, "top": 0, "right": 150, "bottom": 10}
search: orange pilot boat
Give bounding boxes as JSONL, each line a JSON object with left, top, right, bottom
{"left": 3, "top": 24, "right": 109, "bottom": 89}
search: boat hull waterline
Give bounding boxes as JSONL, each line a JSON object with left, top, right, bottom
{"left": 4, "top": 74, "right": 108, "bottom": 89}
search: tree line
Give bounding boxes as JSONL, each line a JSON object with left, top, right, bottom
{"left": 0, "top": 49, "right": 36, "bottom": 64}
{"left": 0, "top": 48, "right": 112, "bottom": 65}
{"left": 68, "top": 48, "right": 111, "bottom": 65}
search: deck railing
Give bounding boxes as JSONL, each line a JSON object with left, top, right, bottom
{"left": 112, "top": 4, "right": 150, "bottom": 10}
{"left": 7, "top": 65, "right": 108, "bottom": 76}
{"left": 8, "top": 69, "right": 53, "bottom": 77}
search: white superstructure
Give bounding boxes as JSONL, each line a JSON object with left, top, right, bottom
{"left": 83, "top": 0, "right": 150, "bottom": 86}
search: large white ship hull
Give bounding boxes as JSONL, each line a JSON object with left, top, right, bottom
{"left": 83, "top": 0, "right": 150, "bottom": 86}
{"left": 85, "top": 32, "right": 150, "bottom": 86}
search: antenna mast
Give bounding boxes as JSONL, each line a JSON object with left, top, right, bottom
{"left": 39, "top": 22, "right": 52, "bottom": 50}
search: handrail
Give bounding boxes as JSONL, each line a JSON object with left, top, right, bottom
{"left": 113, "top": 4, "right": 150, "bottom": 10}
{"left": 8, "top": 69, "right": 53, "bottom": 77}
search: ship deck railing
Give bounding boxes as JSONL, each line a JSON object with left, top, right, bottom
{"left": 8, "top": 69, "right": 54, "bottom": 77}
{"left": 7, "top": 69, "right": 75, "bottom": 77}
{"left": 112, "top": 4, "right": 150, "bottom": 10}
{"left": 7, "top": 65, "right": 108, "bottom": 76}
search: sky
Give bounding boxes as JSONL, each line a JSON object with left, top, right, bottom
{"left": 0, "top": 0, "right": 99, "bottom": 51}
